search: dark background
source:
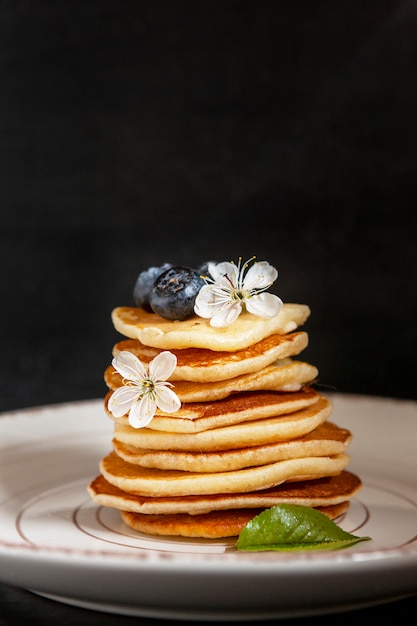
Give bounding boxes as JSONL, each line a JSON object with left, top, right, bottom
{"left": 1, "top": 0, "right": 416, "bottom": 413}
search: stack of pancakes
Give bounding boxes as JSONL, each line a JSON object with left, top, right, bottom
{"left": 88, "top": 303, "right": 362, "bottom": 539}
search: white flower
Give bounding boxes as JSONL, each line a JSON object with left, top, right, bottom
{"left": 108, "top": 350, "right": 181, "bottom": 428}
{"left": 194, "top": 256, "right": 283, "bottom": 328}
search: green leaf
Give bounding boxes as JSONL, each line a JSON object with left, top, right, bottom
{"left": 235, "top": 504, "right": 371, "bottom": 552}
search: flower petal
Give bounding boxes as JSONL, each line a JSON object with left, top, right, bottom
{"left": 155, "top": 384, "right": 182, "bottom": 413}
{"left": 246, "top": 293, "right": 283, "bottom": 318}
{"left": 243, "top": 261, "right": 278, "bottom": 291}
{"left": 195, "top": 284, "right": 217, "bottom": 305}
{"left": 112, "top": 351, "right": 147, "bottom": 382}
{"left": 194, "top": 285, "right": 228, "bottom": 318}
{"left": 206, "top": 261, "right": 218, "bottom": 278}
{"left": 210, "top": 302, "right": 242, "bottom": 327}
{"left": 209, "top": 261, "right": 238, "bottom": 289}
{"left": 108, "top": 386, "right": 139, "bottom": 418}
{"left": 148, "top": 351, "right": 177, "bottom": 381}
{"left": 194, "top": 257, "right": 282, "bottom": 327}
{"left": 128, "top": 395, "right": 157, "bottom": 428}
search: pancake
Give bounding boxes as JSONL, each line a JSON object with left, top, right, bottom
{"left": 89, "top": 470, "right": 361, "bottom": 519}
{"left": 105, "top": 358, "right": 319, "bottom": 402}
{"left": 104, "top": 387, "right": 321, "bottom": 433}
{"left": 112, "top": 331, "right": 309, "bottom": 382}
{"left": 112, "top": 395, "right": 333, "bottom": 451}
{"left": 88, "top": 279, "right": 362, "bottom": 540}
{"left": 119, "top": 502, "right": 350, "bottom": 538}
{"left": 99, "top": 450, "right": 350, "bottom": 497}
{"left": 112, "top": 421, "right": 352, "bottom": 472}
{"left": 111, "top": 303, "right": 311, "bottom": 351}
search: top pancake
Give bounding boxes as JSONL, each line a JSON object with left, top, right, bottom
{"left": 112, "top": 330, "right": 309, "bottom": 382}
{"left": 111, "top": 303, "right": 310, "bottom": 351}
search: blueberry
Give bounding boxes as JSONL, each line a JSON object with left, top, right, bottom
{"left": 133, "top": 263, "right": 172, "bottom": 311}
{"left": 149, "top": 266, "right": 205, "bottom": 320}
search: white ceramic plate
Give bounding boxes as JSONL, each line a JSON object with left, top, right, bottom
{"left": 0, "top": 394, "right": 416, "bottom": 621}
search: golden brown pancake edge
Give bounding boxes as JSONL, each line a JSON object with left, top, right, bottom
{"left": 112, "top": 331, "right": 309, "bottom": 382}
{"left": 119, "top": 501, "right": 351, "bottom": 539}
{"left": 112, "top": 420, "right": 352, "bottom": 472}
